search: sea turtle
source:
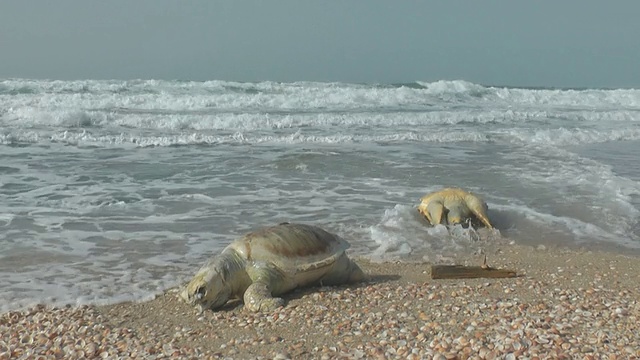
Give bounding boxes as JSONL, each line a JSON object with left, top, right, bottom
{"left": 180, "top": 222, "right": 365, "bottom": 313}
{"left": 418, "top": 188, "right": 493, "bottom": 229}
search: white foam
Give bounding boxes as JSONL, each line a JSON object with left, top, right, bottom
{"left": 2, "top": 79, "right": 640, "bottom": 121}
{"left": 492, "top": 203, "right": 640, "bottom": 249}
{"left": 418, "top": 79, "right": 490, "bottom": 97}
{"left": 9, "top": 125, "right": 639, "bottom": 149}
{"left": 416, "top": 80, "right": 640, "bottom": 108}
{"left": 0, "top": 213, "right": 15, "bottom": 227}
{"left": 0, "top": 267, "right": 186, "bottom": 314}
{"left": 367, "top": 204, "right": 496, "bottom": 262}
{"left": 369, "top": 205, "right": 417, "bottom": 259}
{"left": 3, "top": 111, "right": 639, "bottom": 149}
{"left": 506, "top": 128, "right": 640, "bottom": 147}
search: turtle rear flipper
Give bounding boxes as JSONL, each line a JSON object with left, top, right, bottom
{"left": 464, "top": 194, "right": 493, "bottom": 229}
{"left": 317, "top": 253, "right": 366, "bottom": 286}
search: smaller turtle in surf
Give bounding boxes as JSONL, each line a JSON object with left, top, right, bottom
{"left": 418, "top": 188, "right": 493, "bottom": 229}
{"left": 180, "top": 222, "right": 365, "bottom": 313}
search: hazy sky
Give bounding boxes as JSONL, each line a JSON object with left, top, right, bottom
{"left": 2, "top": 1, "right": 639, "bottom": 88}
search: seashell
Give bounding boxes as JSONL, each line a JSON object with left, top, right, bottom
{"left": 11, "top": 348, "right": 24, "bottom": 357}
{"left": 62, "top": 344, "right": 74, "bottom": 354}
{"left": 536, "top": 335, "right": 549, "bottom": 344}
{"left": 485, "top": 350, "right": 498, "bottom": 360}
{"left": 9, "top": 313, "right": 19, "bottom": 323}
{"left": 19, "top": 335, "right": 33, "bottom": 345}
{"left": 512, "top": 341, "right": 522, "bottom": 351}
{"left": 35, "top": 334, "right": 49, "bottom": 346}
{"left": 47, "top": 345, "right": 63, "bottom": 356}
{"left": 457, "top": 337, "right": 469, "bottom": 346}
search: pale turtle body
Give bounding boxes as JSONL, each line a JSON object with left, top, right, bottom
{"left": 418, "top": 188, "right": 493, "bottom": 228}
{"left": 180, "top": 222, "right": 365, "bottom": 312}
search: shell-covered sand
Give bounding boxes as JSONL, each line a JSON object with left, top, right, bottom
{"left": 2, "top": 242, "right": 640, "bottom": 359}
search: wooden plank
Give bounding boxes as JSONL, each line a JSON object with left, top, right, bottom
{"left": 431, "top": 265, "right": 517, "bottom": 279}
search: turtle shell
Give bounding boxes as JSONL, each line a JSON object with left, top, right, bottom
{"left": 227, "top": 222, "right": 350, "bottom": 275}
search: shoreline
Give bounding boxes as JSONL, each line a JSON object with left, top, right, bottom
{"left": 2, "top": 242, "right": 640, "bottom": 359}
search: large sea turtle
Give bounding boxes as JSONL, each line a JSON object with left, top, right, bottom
{"left": 418, "top": 188, "right": 493, "bottom": 229}
{"left": 180, "top": 222, "right": 365, "bottom": 313}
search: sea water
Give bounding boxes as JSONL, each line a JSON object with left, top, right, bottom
{"left": 1, "top": 79, "right": 639, "bottom": 312}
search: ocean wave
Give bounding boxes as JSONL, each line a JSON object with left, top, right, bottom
{"left": 507, "top": 128, "right": 640, "bottom": 147}
{"left": 417, "top": 80, "right": 640, "bottom": 108}
{"left": 2, "top": 103, "right": 638, "bottom": 135}
{"left": 3, "top": 125, "right": 640, "bottom": 148}
{"left": 2, "top": 79, "right": 640, "bottom": 117}
{"left": 416, "top": 79, "right": 491, "bottom": 97}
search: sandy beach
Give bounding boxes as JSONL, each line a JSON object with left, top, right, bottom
{"left": 2, "top": 241, "right": 640, "bottom": 359}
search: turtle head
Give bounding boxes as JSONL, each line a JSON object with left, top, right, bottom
{"left": 447, "top": 213, "right": 463, "bottom": 225}
{"left": 446, "top": 205, "right": 466, "bottom": 226}
{"left": 180, "top": 265, "right": 231, "bottom": 313}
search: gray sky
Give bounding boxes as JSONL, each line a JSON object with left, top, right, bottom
{"left": 1, "top": 1, "right": 639, "bottom": 88}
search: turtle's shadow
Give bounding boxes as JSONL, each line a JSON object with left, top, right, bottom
{"left": 361, "top": 274, "right": 402, "bottom": 284}
{"left": 282, "top": 274, "right": 402, "bottom": 302}
{"left": 211, "top": 274, "right": 402, "bottom": 312}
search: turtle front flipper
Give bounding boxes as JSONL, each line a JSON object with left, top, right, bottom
{"left": 425, "top": 200, "right": 445, "bottom": 226}
{"left": 243, "top": 266, "right": 287, "bottom": 312}
{"left": 418, "top": 195, "right": 445, "bottom": 226}
{"left": 243, "top": 282, "right": 285, "bottom": 312}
